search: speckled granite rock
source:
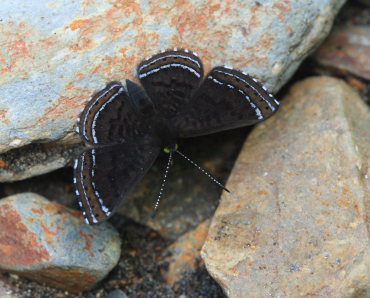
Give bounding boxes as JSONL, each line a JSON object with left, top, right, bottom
{"left": 0, "top": 0, "right": 345, "bottom": 159}
{"left": 201, "top": 77, "right": 370, "bottom": 297}
{"left": 0, "top": 193, "right": 121, "bottom": 292}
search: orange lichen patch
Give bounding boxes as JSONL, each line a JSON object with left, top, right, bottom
{"left": 70, "top": 37, "right": 94, "bottom": 52}
{"left": 38, "top": 92, "right": 89, "bottom": 126}
{"left": 342, "top": 188, "right": 349, "bottom": 195}
{"left": 9, "top": 39, "right": 31, "bottom": 57}
{"left": 70, "top": 19, "right": 94, "bottom": 31}
{"left": 317, "top": 217, "right": 325, "bottom": 224}
{"left": 273, "top": 1, "right": 293, "bottom": 22}
{"left": 112, "top": 0, "right": 142, "bottom": 15}
{"left": 108, "top": 22, "right": 131, "bottom": 36}
{"left": 43, "top": 202, "right": 68, "bottom": 214}
{"left": 107, "top": 7, "right": 122, "bottom": 18}
{"left": 79, "top": 230, "right": 94, "bottom": 257}
{"left": 1, "top": 32, "right": 32, "bottom": 74}
{"left": 40, "top": 222, "right": 62, "bottom": 246}
{"left": 0, "top": 204, "right": 51, "bottom": 267}
{"left": 176, "top": 2, "right": 221, "bottom": 36}
{"left": 40, "top": 222, "right": 60, "bottom": 237}
{"left": 0, "top": 160, "right": 8, "bottom": 167}
{"left": 31, "top": 208, "right": 44, "bottom": 215}
{"left": 92, "top": 64, "right": 103, "bottom": 74}
{"left": 348, "top": 78, "right": 367, "bottom": 91}
{"left": 258, "top": 33, "right": 275, "bottom": 51}
{"left": 39, "top": 36, "right": 59, "bottom": 51}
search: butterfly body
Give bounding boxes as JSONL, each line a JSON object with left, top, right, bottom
{"left": 74, "top": 49, "right": 279, "bottom": 225}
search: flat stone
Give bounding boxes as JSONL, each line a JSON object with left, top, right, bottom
{"left": 0, "top": 193, "right": 121, "bottom": 292}
{"left": 314, "top": 25, "right": 370, "bottom": 80}
{"left": 0, "top": 143, "right": 81, "bottom": 182}
{"left": 201, "top": 77, "right": 370, "bottom": 297}
{"left": 0, "top": 0, "right": 345, "bottom": 154}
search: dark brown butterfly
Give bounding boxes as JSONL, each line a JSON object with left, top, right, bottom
{"left": 73, "top": 49, "right": 279, "bottom": 224}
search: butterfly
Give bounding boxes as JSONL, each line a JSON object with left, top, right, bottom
{"left": 73, "top": 48, "right": 279, "bottom": 225}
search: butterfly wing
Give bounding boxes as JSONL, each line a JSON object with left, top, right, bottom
{"left": 77, "top": 81, "right": 152, "bottom": 145}
{"left": 137, "top": 49, "right": 204, "bottom": 121}
{"left": 177, "top": 67, "right": 280, "bottom": 137}
{"left": 73, "top": 141, "right": 160, "bottom": 224}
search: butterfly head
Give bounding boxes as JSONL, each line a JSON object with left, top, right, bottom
{"left": 163, "top": 143, "right": 178, "bottom": 153}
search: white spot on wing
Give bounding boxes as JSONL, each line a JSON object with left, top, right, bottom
{"left": 214, "top": 69, "right": 276, "bottom": 112}
{"left": 92, "top": 88, "right": 124, "bottom": 143}
{"left": 139, "top": 63, "right": 201, "bottom": 79}
{"left": 138, "top": 54, "right": 201, "bottom": 72}
{"left": 83, "top": 83, "right": 121, "bottom": 142}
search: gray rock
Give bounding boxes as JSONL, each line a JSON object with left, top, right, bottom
{"left": 0, "top": 193, "right": 121, "bottom": 292}
{"left": 202, "top": 77, "right": 370, "bottom": 297}
{"left": 107, "top": 289, "right": 130, "bottom": 298}
{"left": 0, "top": 0, "right": 345, "bottom": 158}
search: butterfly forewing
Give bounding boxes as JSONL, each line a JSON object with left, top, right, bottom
{"left": 78, "top": 82, "right": 152, "bottom": 145}
{"left": 74, "top": 141, "right": 160, "bottom": 224}
{"left": 178, "top": 66, "right": 280, "bottom": 137}
{"left": 137, "top": 49, "right": 204, "bottom": 120}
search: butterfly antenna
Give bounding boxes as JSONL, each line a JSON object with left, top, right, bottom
{"left": 174, "top": 149, "right": 230, "bottom": 193}
{"left": 153, "top": 151, "right": 173, "bottom": 215}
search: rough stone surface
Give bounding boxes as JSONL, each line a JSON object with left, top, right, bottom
{"left": 162, "top": 220, "right": 210, "bottom": 286}
{"left": 0, "top": 193, "right": 121, "bottom": 292}
{"left": 0, "top": 274, "right": 20, "bottom": 298}
{"left": 0, "top": 143, "right": 81, "bottom": 182}
{"left": 0, "top": 0, "right": 345, "bottom": 155}
{"left": 201, "top": 77, "right": 370, "bottom": 297}
{"left": 314, "top": 25, "right": 370, "bottom": 80}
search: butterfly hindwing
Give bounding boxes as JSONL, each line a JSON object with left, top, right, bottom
{"left": 74, "top": 141, "right": 160, "bottom": 224}
{"left": 177, "top": 66, "right": 280, "bottom": 137}
{"left": 77, "top": 82, "right": 152, "bottom": 145}
{"left": 137, "top": 49, "right": 204, "bottom": 121}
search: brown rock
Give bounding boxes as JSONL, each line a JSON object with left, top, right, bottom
{"left": 202, "top": 77, "right": 370, "bottom": 297}
{"left": 162, "top": 220, "right": 210, "bottom": 286}
{"left": 314, "top": 25, "right": 370, "bottom": 80}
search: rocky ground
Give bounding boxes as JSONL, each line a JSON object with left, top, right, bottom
{"left": 0, "top": 0, "right": 369, "bottom": 297}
